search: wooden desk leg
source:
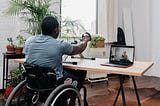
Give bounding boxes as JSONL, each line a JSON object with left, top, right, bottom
{"left": 132, "top": 76, "right": 141, "bottom": 106}
{"left": 113, "top": 75, "right": 126, "bottom": 106}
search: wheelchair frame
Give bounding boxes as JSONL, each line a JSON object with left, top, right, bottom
{"left": 5, "top": 64, "right": 88, "bottom": 106}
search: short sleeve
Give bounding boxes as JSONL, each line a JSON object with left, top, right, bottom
{"left": 59, "top": 40, "right": 73, "bottom": 55}
{"left": 24, "top": 36, "right": 34, "bottom": 54}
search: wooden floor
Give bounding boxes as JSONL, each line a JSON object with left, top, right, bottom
{"left": 85, "top": 75, "right": 160, "bottom": 98}
{"left": 1, "top": 75, "right": 160, "bottom": 105}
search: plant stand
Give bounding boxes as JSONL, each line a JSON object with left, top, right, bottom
{"left": 2, "top": 53, "right": 25, "bottom": 91}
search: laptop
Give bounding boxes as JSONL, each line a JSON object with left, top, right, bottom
{"left": 101, "top": 45, "right": 135, "bottom": 68}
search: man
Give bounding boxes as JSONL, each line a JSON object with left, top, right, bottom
{"left": 24, "top": 16, "right": 91, "bottom": 89}
{"left": 121, "top": 51, "right": 128, "bottom": 60}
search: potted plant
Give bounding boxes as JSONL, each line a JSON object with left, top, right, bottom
{"left": 60, "top": 17, "right": 86, "bottom": 41}
{"left": 4, "top": 0, "right": 57, "bottom": 35}
{"left": 4, "top": 67, "right": 24, "bottom": 99}
{"left": 89, "top": 34, "right": 105, "bottom": 48}
{"left": 15, "top": 35, "right": 26, "bottom": 54}
{"left": 6, "top": 37, "right": 15, "bottom": 54}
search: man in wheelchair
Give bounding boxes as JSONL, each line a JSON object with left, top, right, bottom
{"left": 6, "top": 16, "right": 90, "bottom": 106}
{"left": 5, "top": 16, "right": 90, "bottom": 106}
{"left": 25, "top": 16, "right": 90, "bottom": 89}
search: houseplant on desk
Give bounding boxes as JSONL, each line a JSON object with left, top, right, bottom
{"left": 88, "top": 34, "right": 105, "bottom": 48}
{"left": 15, "top": 35, "right": 26, "bottom": 54}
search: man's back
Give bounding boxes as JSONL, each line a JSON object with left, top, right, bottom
{"left": 25, "top": 35, "right": 73, "bottom": 79}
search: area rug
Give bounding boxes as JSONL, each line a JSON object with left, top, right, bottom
{"left": 87, "top": 87, "right": 160, "bottom": 106}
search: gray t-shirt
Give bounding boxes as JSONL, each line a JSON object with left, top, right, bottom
{"left": 24, "top": 35, "right": 73, "bottom": 80}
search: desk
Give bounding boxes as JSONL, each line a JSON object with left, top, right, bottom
{"left": 14, "top": 57, "right": 153, "bottom": 106}
{"left": 2, "top": 53, "right": 25, "bottom": 90}
{"left": 63, "top": 57, "right": 153, "bottom": 106}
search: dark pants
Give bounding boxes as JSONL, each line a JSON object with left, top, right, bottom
{"left": 56, "top": 69, "right": 87, "bottom": 106}
{"left": 57, "top": 68, "right": 87, "bottom": 90}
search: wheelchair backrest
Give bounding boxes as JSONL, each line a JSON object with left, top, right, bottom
{"left": 23, "top": 63, "right": 57, "bottom": 90}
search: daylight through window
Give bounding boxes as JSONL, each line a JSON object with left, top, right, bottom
{"left": 60, "top": 0, "right": 96, "bottom": 38}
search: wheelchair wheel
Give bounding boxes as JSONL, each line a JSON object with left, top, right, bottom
{"left": 44, "top": 84, "right": 83, "bottom": 106}
{"left": 5, "top": 80, "right": 27, "bottom": 106}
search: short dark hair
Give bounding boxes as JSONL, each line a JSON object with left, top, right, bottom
{"left": 41, "top": 16, "right": 59, "bottom": 35}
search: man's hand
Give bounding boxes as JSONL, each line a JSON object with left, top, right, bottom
{"left": 70, "top": 32, "right": 92, "bottom": 55}
{"left": 81, "top": 32, "right": 91, "bottom": 41}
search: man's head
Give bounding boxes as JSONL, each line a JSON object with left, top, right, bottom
{"left": 123, "top": 51, "right": 127, "bottom": 54}
{"left": 41, "top": 16, "right": 59, "bottom": 38}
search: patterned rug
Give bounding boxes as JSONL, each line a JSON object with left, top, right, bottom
{"left": 87, "top": 87, "right": 160, "bottom": 106}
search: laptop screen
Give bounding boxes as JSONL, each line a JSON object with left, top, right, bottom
{"left": 109, "top": 45, "right": 135, "bottom": 65}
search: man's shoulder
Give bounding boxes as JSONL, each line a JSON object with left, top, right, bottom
{"left": 58, "top": 39, "right": 70, "bottom": 44}
{"left": 26, "top": 36, "right": 35, "bottom": 43}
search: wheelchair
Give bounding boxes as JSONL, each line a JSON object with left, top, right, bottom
{"left": 5, "top": 63, "right": 88, "bottom": 106}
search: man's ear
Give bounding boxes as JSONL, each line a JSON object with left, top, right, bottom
{"left": 52, "top": 27, "right": 59, "bottom": 38}
{"left": 54, "top": 27, "right": 59, "bottom": 34}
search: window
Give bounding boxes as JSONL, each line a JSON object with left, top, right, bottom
{"left": 60, "top": 0, "right": 97, "bottom": 38}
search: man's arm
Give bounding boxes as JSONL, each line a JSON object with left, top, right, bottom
{"left": 70, "top": 37, "right": 90, "bottom": 55}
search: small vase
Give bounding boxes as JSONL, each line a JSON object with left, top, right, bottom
{"left": 6, "top": 45, "right": 15, "bottom": 54}
{"left": 4, "top": 86, "right": 14, "bottom": 99}
{"left": 15, "top": 47, "right": 23, "bottom": 54}
{"left": 95, "top": 40, "right": 105, "bottom": 48}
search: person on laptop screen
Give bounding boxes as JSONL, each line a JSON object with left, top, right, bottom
{"left": 109, "top": 45, "right": 134, "bottom": 66}
{"left": 121, "top": 51, "right": 132, "bottom": 64}
{"left": 121, "top": 51, "right": 128, "bottom": 60}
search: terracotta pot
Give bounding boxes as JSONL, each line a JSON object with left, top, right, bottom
{"left": 4, "top": 86, "right": 26, "bottom": 99}
{"left": 15, "top": 47, "right": 23, "bottom": 54}
{"left": 95, "top": 40, "right": 105, "bottom": 48}
{"left": 4, "top": 86, "right": 14, "bottom": 99}
{"left": 6, "top": 45, "right": 15, "bottom": 54}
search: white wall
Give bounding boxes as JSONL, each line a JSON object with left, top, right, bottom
{"left": 0, "top": 0, "right": 20, "bottom": 89}
{"left": 118, "top": 0, "right": 160, "bottom": 77}
{"left": 118, "top": 0, "right": 152, "bottom": 60}
{"left": 132, "top": 0, "right": 152, "bottom": 61}
{"left": 118, "top": 0, "right": 155, "bottom": 76}
{"left": 118, "top": 0, "right": 132, "bottom": 28}
{"left": 149, "top": 0, "right": 160, "bottom": 77}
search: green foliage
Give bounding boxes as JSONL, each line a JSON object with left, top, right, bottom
{"left": 16, "top": 35, "right": 26, "bottom": 47}
{"left": 5, "top": 0, "right": 58, "bottom": 35}
{"left": 89, "top": 34, "right": 105, "bottom": 48}
{"left": 7, "top": 37, "right": 14, "bottom": 45}
{"left": 8, "top": 67, "right": 24, "bottom": 87}
{"left": 5, "top": 0, "right": 85, "bottom": 40}
{"left": 61, "top": 17, "right": 86, "bottom": 38}
{"left": 5, "top": 0, "right": 85, "bottom": 38}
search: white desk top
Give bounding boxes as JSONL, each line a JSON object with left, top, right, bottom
{"left": 14, "top": 57, "right": 153, "bottom": 76}
{"left": 63, "top": 57, "right": 153, "bottom": 76}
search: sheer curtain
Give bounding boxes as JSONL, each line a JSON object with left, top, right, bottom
{"left": 97, "top": 0, "right": 118, "bottom": 42}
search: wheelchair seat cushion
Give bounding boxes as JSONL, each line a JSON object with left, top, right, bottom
{"left": 23, "top": 63, "right": 57, "bottom": 90}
